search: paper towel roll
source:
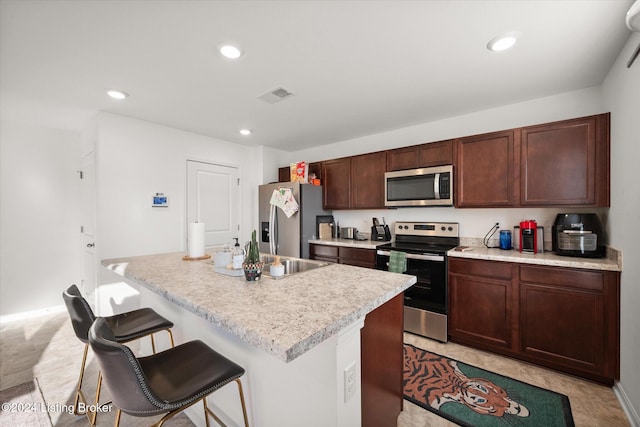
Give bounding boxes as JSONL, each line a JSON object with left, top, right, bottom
{"left": 188, "top": 222, "right": 205, "bottom": 258}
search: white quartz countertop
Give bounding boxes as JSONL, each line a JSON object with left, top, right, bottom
{"left": 101, "top": 252, "right": 415, "bottom": 363}
{"left": 308, "top": 238, "right": 389, "bottom": 250}
{"left": 448, "top": 246, "right": 621, "bottom": 272}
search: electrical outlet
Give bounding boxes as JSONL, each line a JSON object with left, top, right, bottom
{"left": 344, "top": 362, "right": 356, "bottom": 402}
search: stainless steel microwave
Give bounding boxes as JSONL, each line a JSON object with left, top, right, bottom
{"left": 385, "top": 165, "right": 453, "bottom": 207}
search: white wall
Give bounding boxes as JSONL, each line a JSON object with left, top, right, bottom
{"left": 286, "top": 86, "right": 609, "bottom": 240}
{"left": 95, "top": 113, "right": 261, "bottom": 260}
{"left": 260, "top": 145, "right": 291, "bottom": 184}
{"left": 603, "top": 32, "right": 640, "bottom": 425}
{"left": 0, "top": 121, "right": 81, "bottom": 315}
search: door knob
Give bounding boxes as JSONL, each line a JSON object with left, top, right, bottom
{"left": 86, "top": 243, "right": 95, "bottom": 248}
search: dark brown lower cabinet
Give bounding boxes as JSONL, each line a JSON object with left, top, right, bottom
{"left": 449, "top": 257, "right": 620, "bottom": 385}
{"left": 310, "top": 243, "right": 376, "bottom": 268}
{"left": 361, "top": 293, "right": 404, "bottom": 427}
{"left": 449, "top": 259, "right": 516, "bottom": 350}
{"left": 339, "top": 246, "right": 376, "bottom": 268}
{"left": 309, "top": 243, "right": 338, "bottom": 263}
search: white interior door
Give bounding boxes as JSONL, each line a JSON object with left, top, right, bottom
{"left": 186, "top": 160, "right": 239, "bottom": 247}
{"left": 80, "top": 151, "right": 96, "bottom": 304}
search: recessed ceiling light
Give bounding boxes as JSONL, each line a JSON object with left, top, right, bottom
{"left": 239, "top": 129, "right": 251, "bottom": 136}
{"left": 219, "top": 44, "right": 243, "bottom": 59}
{"left": 106, "top": 89, "right": 129, "bottom": 100}
{"left": 487, "top": 32, "right": 519, "bottom": 52}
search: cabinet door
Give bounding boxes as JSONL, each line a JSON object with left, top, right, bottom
{"left": 455, "top": 130, "right": 518, "bottom": 207}
{"left": 387, "top": 146, "right": 418, "bottom": 171}
{"left": 520, "top": 114, "right": 608, "bottom": 206}
{"left": 309, "top": 244, "right": 338, "bottom": 263}
{"left": 387, "top": 140, "right": 454, "bottom": 171}
{"left": 417, "top": 139, "right": 453, "bottom": 167}
{"left": 519, "top": 265, "right": 619, "bottom": 383}
{"left": 278, "top": 166, "right": 290, "bottom": 182}
{"left": 339, "top": 247, "right": 376, "bottom": 268}
{"left": 322, "top": 158, "right": 351, "bottom": 210}
{"left": 448, "top": 258, "right": 515, "bottom": 349}
{"left": 351, "top": 151, "right": 387, "bottom": 209}
{"left": 520, "top": 282, "right": 604, "bottom": 372}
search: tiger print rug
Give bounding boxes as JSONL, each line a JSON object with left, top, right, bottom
{"left": 403, "top": 343, "right": 575, "bottom": 427}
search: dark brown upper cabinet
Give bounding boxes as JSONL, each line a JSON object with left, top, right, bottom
{"left": 322, "top": 157, "right": 352, "bottom": 210}
{"left": 455, "top": 130, "right": 519, "bottom": 207}
{"left": 455, "top": 113, "right": 610, "bottom": 208}
{"left": 387, "top": 139, "right": 453, "bottom": 171}
{"left": 322, "top": 152, "right": 387, "bottom": 210}
{"left": 520, "top": 114, "right": 610, "bottom": 206}
{"left": 280, "top": 113, "right": 610, "bottom": 209}
{"left": 278, "top": 166, "right": 290, "bottom": 182}
{"left": 351, "top": 151, "right": 387, "bottom": 209}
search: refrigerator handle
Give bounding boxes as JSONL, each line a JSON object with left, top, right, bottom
{"left": 274, "top": 207, "right": 278, "bottom": 255}
{"left": 269, "top": 204, "right": 275, "bottom": 255}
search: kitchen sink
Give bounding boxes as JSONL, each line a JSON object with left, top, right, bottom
{"left": 260, "top": 255, "right": 330, "bottom": 278}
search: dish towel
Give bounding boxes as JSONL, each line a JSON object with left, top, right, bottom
{"left": 269, "top": 187, "right": 299, "bottom": 218}
{"left": 388, "top": 250, "right": 407, "bottom": 273}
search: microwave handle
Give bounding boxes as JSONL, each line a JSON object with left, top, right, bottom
{"left": 434, "top": 172, "right": 440, "bottom": 200}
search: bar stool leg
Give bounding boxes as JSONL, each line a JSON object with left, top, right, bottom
{"left": 150, "top": 329, "right": 175, "bottom": 354}
{"left": 114, "top": 408, "right": 122, "bottom": 427}
{"left": 202, "top": 398, "right": 212, "bottom": 427}
{"left": 90, "top": 372, "right": 102, "bottom": 426}
{"left": 236, "top": 379, "right": 250, "bottom": 427}
{"left": 166, "top": 328, "right": 175, "bottom": 348}
{"left": 73, "top": 344, "right": 89, "bottom": 415}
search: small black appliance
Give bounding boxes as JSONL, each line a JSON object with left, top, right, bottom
{"left": 371, "top": 217, "right": 391, "bottom": 241}
{"left": 552, "top": 213, "right": 605, "bottom": 258}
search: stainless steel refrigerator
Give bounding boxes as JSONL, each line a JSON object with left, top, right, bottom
{"left": 258, "top": 182, "right": 330, "bottom": 259}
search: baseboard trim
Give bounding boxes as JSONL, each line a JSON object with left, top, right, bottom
{"left": 614, "top": 381, "right": 640, "bottom": 427}
{"left": 0, "top": 305, "right": 66, "bottom": 324}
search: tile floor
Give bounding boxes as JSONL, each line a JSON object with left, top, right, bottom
{"left": 0, "top": 311, "right": 631, "bottom": 426}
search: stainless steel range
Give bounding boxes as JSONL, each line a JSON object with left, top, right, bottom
{"left": 376, "top": 221, "right": 459, "bottom": 342}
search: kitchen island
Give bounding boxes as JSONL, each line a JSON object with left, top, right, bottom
{"left": 100, "top": 252, "right": 415, "bottom": 427}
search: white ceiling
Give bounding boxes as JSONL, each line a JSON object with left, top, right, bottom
{"left": 0, "top": 0, "right": 634, "bottom": 151}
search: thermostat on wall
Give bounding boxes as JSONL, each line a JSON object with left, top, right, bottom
{"left": 152, "top": 193, "right": 169, "bottom": 207}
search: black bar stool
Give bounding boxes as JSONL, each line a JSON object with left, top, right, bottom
{"left": 89, "top": 316, "right": 250, "bottom": 427}
{"left": 62, "top": 284, "right": 175, "bottom": 426}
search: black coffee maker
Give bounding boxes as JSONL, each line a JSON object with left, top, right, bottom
{"left": 552, "top": 213, "right": 605, "bottom": 258}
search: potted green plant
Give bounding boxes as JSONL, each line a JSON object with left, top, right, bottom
{"left": 243, "top": 230, "right": 263, "bottom": 281}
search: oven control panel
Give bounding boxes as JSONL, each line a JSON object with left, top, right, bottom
{"left": 394, "top": 221, "right": 459, "bottom": 238}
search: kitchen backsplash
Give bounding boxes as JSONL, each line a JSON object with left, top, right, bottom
{"left": 330, "top": 206, "right": 609, "bottom": 246}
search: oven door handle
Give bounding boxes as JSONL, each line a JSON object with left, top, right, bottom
{"left": 377, "top": 250, "right": 444, "bottom": 262}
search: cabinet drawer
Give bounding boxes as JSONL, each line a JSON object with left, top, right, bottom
{"left": 339, "top": 247, "right": 376, "bottom": 263}
{"left": 449, "top": 258, "right": 513, "bottom": 280}
{"left": 520, "top": 265, "right": 603, "bottom": 292}
{"left": 310, "top": 244, "right": 338, "bottom": 258}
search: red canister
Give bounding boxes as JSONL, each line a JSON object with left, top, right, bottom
{"left": 519, "top": 220, "right": 538, "bottom": 253}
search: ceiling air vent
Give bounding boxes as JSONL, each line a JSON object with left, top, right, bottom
{"left": 258, "top": 87, "right": 294, "bottom": 104}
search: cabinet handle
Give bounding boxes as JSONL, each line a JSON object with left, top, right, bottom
{"left": 86, "top": 243, "right": 95, "bottom": 248}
